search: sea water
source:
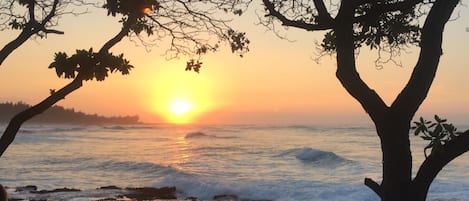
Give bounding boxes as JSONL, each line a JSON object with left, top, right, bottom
{"left": 0, "top": 124, "right": 468, "bottom": 201}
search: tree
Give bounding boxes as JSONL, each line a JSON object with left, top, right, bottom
{"left": 0, "top": 0, "right": 91, "bottom": 65}
{"left": 0, "top": 0, "right": 250, "bottom": 156}
{"left": 261, "top": 0, "right": 468, "bottom": 200}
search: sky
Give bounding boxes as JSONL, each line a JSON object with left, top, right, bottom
{"left": 0, "top": 1, "right": 468, "bottom": 125}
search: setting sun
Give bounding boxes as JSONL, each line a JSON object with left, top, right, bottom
{"left": 170, "top": 100, "right": 191, "bottom": 116}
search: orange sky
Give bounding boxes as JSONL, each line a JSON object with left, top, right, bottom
{"left": 0, "top": 4, "right": 468, "bottom": 125}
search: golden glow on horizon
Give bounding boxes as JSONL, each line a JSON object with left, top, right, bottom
{"left": 146, "top": 61, "right": 217, "bottom": 124}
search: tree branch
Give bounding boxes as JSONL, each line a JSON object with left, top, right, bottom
{"left": 412, "top": 131, "right": 469, "bottom": 201}
{"left": 334, "top": 1, "right": 388, "bottom": 123}
{"left": 312, "top": 0, "right": 333, "bottom": 25}
{"left": 391, "top": 0, "right": 459, "bottom": 120}
{"left": 354, "top": 0, "right": 423, "bottom": 23}
{"left": 99, "top": 14, "right": 136, "bottom": 54}
{"left": 364, "top": 177, "right": 382, "bottom": 197}
{"left": 0, "top": 0, "right": 63, "bottom": 66}
{"left": 0, "top": 25, "right": 36, "bottom": 65}
{"left": 262, "top": 0, "right": 334, "bottom": 31}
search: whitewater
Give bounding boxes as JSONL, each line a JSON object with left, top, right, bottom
{"left": 0, "top": 124, "right": 468, "bottom": 201}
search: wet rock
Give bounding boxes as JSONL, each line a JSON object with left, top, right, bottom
{"left": 213, "top": 194, "right": 239, "bottom": 201}
{"left": 32, "top": 187, "right": 81, "bottom": 194}
{"left": 15, "top": 185, "right": 37, "bottom": 192}
{"left": 185, "top": 197, "right": 200, "bottom": 201}
{"left": 123, "top": 186, "right": 176, "bottom": 200}
{"left": 97, "top": 186, "right": 122, "bottom": 190}
{"left": 93, "top": 198, "right": 118, "bottom": 201}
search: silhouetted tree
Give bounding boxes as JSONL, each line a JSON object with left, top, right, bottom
{"left": 0, "top": 0, "right": 250, "bottom": 156}
{"left": 0, "top": 0, "right": 91, "bottom": 65}
{"left": 262, "top": 0, "right": 468, "bottom": 200}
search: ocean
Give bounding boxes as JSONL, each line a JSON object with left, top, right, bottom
{"left": 0, "top": 124, "right": 468, "bottom": 201}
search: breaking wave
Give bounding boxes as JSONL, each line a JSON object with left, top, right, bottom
{"left": 279, "top": 147, "right": 351, "bottom": 167}
{"left": 184, "top": 132, "right": 236, "bottom": 139}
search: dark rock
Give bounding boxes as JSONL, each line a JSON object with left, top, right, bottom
{"left": 124, "top": 186, "right": 176, "bottom": 200}
{"left": 241, "top": 200, "right": 273, "bottom": 201}
{"left": 185, "top": 197, "right": 200, "bottom": 201}
{"left": 93, "top": 198, "right": 118, "bottom": 201}
{"left": 32, "top": 187, "right": 81, "bottom": 194}
{"left": 213, "top": 194, "right": 239, "bottom": 201}
{"left": 8, "top": 199, "right": 23, "bottom": 201}
{"left": 15, "top": 185, "right": 37, "bottom": 192}
{"left": 97, "top": 186, "right": 121, "bottom": 190}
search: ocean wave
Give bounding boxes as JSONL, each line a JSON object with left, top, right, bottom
{"left": 184, "top": 132, "right": 236, "bottom": 139}
{"left": 19, "top": 126, "right": 87, "bottom": 134}
{"left": 85, "top": 160, "right": 189, "bottom": 178}
{"left": 279, "top": 147, "right": 352, "bottom": 167}
{"left": 102, "top": 125, "right": 160, "bottom": 131}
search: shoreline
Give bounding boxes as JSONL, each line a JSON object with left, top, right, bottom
{"left": 4, "top": 185, "right": 273, "bottom": 201}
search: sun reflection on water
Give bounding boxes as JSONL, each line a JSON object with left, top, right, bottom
{"left": 165, "top": 136, "right": 192, "bottom": 170}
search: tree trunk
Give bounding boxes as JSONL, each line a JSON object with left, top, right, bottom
{"left": 0, "top": 76, "right": 83, "bottom": 157}
{"left": 375, "top": 115, "right": 413, "bottom": 201}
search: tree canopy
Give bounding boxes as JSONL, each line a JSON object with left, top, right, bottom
{"left": 261, "top": 0, "right": 466, "bottom": 200}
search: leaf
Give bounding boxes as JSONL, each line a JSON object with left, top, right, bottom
{"left": 414, "top": 126, "right": 422, "bottom": 136}
{"left": 420, "top": 136, "right": 433, "bottom": 141}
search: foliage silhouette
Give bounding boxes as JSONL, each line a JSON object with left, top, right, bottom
{"left": 261, "top": 0, "right": 468, "bottom": 200}
{"left": 0, "top": 0, "right": 91, "bottom": 65}
{"left": 412, "top": 115, "right": 466, "bottom": 158}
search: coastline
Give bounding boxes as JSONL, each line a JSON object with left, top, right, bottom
{"left": 5, "top": 185, "right": 272, "bottom": 201}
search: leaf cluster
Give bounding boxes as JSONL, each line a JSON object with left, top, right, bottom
{"left": 321, "top": 2, "right": 421, "bottom": 52}
{"left": 227, "top": 29, "right": 250, "bottom": 57}
{"left": 185, "top": 59, "right": 203, "bottom": 73}
{"left": 8, "top": 19, "right": 26, "bottom": 30}
{"left": 412, "top": 115, "right": 464, "bottom": 157}
{"left": 48, "top": 49, "right": 133, "bottom": 81}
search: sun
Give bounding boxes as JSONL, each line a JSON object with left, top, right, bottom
{"left": 170, "top": 100, "right": 191, "bottom": 116}
{"left": 164, "top": 99, "right": 195, "bottom": 124}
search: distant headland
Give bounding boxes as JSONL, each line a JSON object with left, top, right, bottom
{"left": 0, "top": 102, "right": 140, "bottom": 124}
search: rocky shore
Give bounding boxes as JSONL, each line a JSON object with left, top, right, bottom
{"left": 5, "top": 185, "right": 272, "bottom": 201}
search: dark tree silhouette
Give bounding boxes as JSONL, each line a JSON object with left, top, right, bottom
{"left": 0, "top": 0, "right": 91, "bottom": 65}
{"left": 262, "top": 0, "right": 468, "bottom": 200}
{"left": 0, "top": 0, "right": 250, "bottom": 157}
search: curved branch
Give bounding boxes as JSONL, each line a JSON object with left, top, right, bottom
{"left": 0, "top": 25, "right": 36, "bottom": 65}
{"left": 99, "top": 14, "right": 136, "bottom": 54}
{"left": 391, "top": 0, "right": 459, "bottom": 119}
{"left": 0, "top": 0, "right": 62, "bottom": 66}
{"left": 0, "top": 75, "right": 83, "bottom": 157}
{"left": 334, "top": 1, "right": 388, "bottom": 123}
{"left": 364, "top": 177, "right": 382, "bottom": 197}
{"left": 412, "top": 131, "right": 469, "bottom": 201}
{"left": 262, "top": 0, "right": 334, "bottom": 31}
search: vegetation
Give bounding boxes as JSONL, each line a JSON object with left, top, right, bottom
{"left": 0, "top": 0, "right": 91, "bottom": 65}
{"left": 261, "top": 0, "right": 468, "bottom": 200}
{"left": 0, "top": 102, "right": 139, "bottom": 124}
